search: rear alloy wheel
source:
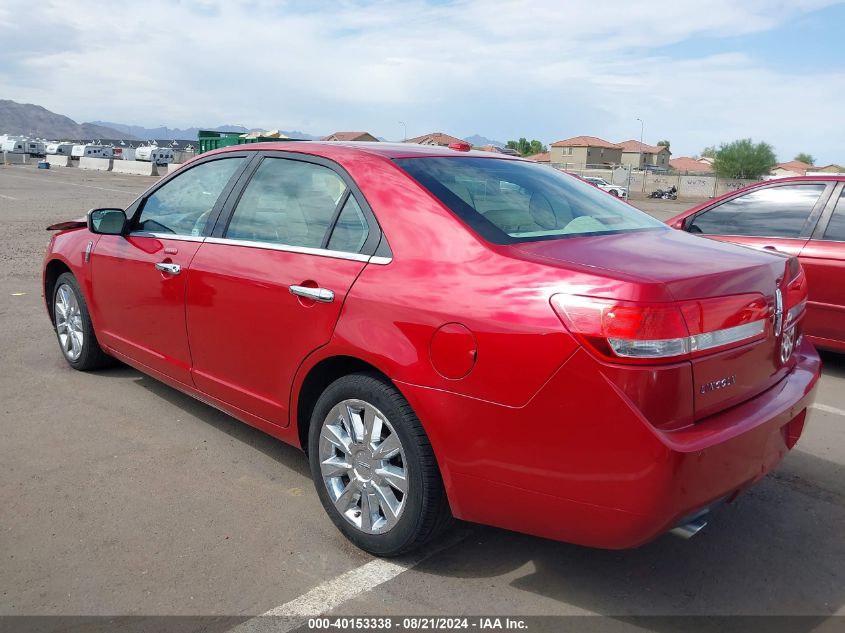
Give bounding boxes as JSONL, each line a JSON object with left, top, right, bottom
{"left": 309, "top": 373, "right": 452, "bottom": 556}
{"left": 52, "top": 272, "right": 110, "bottom": 371}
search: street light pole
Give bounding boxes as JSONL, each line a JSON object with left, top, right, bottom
{"left": 636, "top": 117, "right": 644, "bottom": 170}
{"left": 398, "top": 121, "right": 407, "bottom": 142}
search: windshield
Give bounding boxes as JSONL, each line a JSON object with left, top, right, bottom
{"left": 395, "top": 157, "right": 665, "bottom": 244}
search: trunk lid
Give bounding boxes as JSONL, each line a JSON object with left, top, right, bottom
{"left": 512, "top": 229, "right": 797, "bottom": 421}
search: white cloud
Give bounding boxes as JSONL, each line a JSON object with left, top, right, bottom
{"left": 1, "top": 0, "right": 843, "bottom": 162}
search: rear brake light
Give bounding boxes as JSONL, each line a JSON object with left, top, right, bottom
{"left": 448, "top": 142, "right": 471, "bottom": 152}
{"left": 551, "top": 293, "right": 768, "bottom": 363}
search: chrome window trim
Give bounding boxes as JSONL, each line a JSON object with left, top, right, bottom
{"left": 128, "top": 231, "right": 206, "bottom": 243}
{"left": 204, "top": 236, "right": 392, "bottom": 264}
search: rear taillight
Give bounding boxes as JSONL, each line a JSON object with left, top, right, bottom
{"left": 551, "top": 293, "right": 768, "bottom": 363}
{"left": 784, "top": 258, "right": 808, "bottom": 329}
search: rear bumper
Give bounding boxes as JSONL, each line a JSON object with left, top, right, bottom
{"left": 399, "top": 338, "right": 821, "bottom": 548}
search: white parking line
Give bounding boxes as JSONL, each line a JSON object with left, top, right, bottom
{"left": 811, "top": 403, "right": 845, "bottom": 417}
{"left": 233, "top": 528, "right": 470, "bottom": 632}
{"left": 0, "top": 193, "right": 18, "bottom": 200}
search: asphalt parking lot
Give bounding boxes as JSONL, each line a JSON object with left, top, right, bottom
{"left": 1, "top": 164, "right": 844, "bottom": 630}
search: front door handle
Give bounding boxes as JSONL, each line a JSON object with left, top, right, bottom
{"left": 155, "top": 262, "right": 181, "bottom": 275}
{"left": 289, "top": 285, "right": 334, "bottom": 303}
{"left": 763, "top": 245, "right": 779, "bottom": 251}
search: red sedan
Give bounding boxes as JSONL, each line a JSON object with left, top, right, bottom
{"left": 43, "top": 142, "right": 819, "bottom": 555}
{"left": 667, "top": 176, "right": 845, "bottom": 353}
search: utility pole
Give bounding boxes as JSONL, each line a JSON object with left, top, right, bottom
{"left": 398, "top": 121, "right": 407, "bottom": 142}
{"left": 636, "top": 117, "right": 644, "bottom": 193}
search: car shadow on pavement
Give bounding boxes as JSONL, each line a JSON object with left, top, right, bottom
{"left": 92, "top": 365, "right": 312, "bottom": 479}
{"left": 409, "top": 448, "right": 845, "bottom": 624}
{"left": 819, "top": 351, "right": 845, "bottom": 379}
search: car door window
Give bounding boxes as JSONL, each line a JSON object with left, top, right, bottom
{"left": 134, "top": 157, "right": 245, "bottom": 236}
{"left": 689, "top": 184, "right": 825, "bottom": 238}
{"left": 226, "top": 158, "right": 348, "bottom": 248}
{"left": 823, "top": 191, "right": 845, "bottom": 242}
{"left": 327, "top": 195, "right": 369, "bottom": 253}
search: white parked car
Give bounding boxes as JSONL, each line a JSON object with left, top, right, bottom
{"left": 584, "top": 177, "right": 628, "bottom": 198}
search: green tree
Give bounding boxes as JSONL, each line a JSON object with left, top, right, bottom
{"left": 713, "top": 139, "right": 777, "bottom": 179}
{"left": 794, "top": 152, "right": 815, "bottom": 165}
{"left": 529, "top": 139, "right": 548, "bottom": 155}
{"left": 701, "top": 145, "right": 718, "bottom": 159}
{"left": 506, "top": 137, "right": 547, "bottom": 156}
{"left": 657, "top": 139, "right": 670, "bottom": 148}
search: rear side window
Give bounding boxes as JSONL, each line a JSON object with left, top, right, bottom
{"left": 395, "top": 157, "right": 664, "bottom": 244}
{"left": 136, "top": 157, "right": 245, "bottom": 235}
{"left": 327, "top": 196, "right": 369, "bottom": 253}
{"left": 226, "top": 158, "right": 347, "bottom": 248}
{"left": 823, "top": 191, "right": 845, "bottom": 242}
{"left": 689, "top": 184, "right": 825, "bottom": 238}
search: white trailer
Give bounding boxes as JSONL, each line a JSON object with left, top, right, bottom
{"left": 71, "top": 145, "right": 112, "bottom": 159}
{"left": 134, "top": 146, "right": 175, "bottom": 166}
{"left": 46, "top": 143, "right": 75, "bottom": 156}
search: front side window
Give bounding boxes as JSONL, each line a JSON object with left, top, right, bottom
{"left": 823, "top": 191, "right": 845, "bottom": 242}
{"left": 395, "top": 157, "right": 665, "bottom": 244}
{"left": 689, "top": 184, "right": 825, "bottom": 238}
{"left": 135, "top": 157, "right": 245, "bottom": 236}
{"left": 226, "top": 158, "right": 347, "bottom": 248}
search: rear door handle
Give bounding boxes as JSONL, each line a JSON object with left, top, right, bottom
{"left": 289, "top": 285, "right": 334, "bottom": 303}
{"left": 155, "top": 262, "right": 181, "bottom": 275}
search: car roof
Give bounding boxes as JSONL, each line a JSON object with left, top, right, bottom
{"left": 205, "top": 140, "right": 524, "bottom": 162}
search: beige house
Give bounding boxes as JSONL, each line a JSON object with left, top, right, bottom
{"left": 810, "top": 164, "right": 845, "bottom": 173}
{"left": 404, "top": 132, "right": 466, "bottom": 146}
{"left": 549, "top": 136, "right": 622, "bottom": 168}
{"left": 618, "top": 140, "right": 671, "bottom": 169}
{"left": 322, "top": 131, "right": 379, "bottom": 142}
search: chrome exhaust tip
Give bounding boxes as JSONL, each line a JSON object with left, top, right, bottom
{"left": 670, "top": 514, "right": 708, "bottom": 539}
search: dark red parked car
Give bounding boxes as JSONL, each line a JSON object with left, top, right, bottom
{"left": 43, "top": 143, "right": 819, "bottom": 555}
{"left": 667, "top": 176, "right": 845, "bottom": 353}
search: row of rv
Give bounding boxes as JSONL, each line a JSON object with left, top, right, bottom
{"left": 0, "top": 136, "right": 175, "bottom": 165}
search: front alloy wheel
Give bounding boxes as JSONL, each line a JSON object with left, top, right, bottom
{"left": 55, "top": 283, "right": 84, "bottom": 362}
{"left": 51, "top": 272, "right": 110, "bottom": 371}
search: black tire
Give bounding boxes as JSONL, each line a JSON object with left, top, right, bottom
{"left": 609, "top": 189, "right": 619, "bottom": 197}
{"left": 308, "top": 372, "right": 452, "bottom": 556}
{"left": 52, "top": 272, "right": 111, "bottom": 371}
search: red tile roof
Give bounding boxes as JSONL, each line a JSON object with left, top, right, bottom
{"left": 669, "top": 156, "right": 713, "bottom": 173}
{"left": 404, "top": 132, "right": 466, "bottom": 146}
{"left": 618, "top": 139, "right": 670, "bottom": 155}
{"left": 773, "top": 160, "right": 812, "bottom": 175}
{"left": 523, "top": 152, "right": 551, "bottom": 162}
{"left": 550, "top": 135, "right": 620, "bottom": 149}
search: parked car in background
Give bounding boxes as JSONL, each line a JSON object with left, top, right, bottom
{"left": 583, "top": 176, "right": 628, "bottom": 198}
{"left": 667, "top": 176, "right": 845, "bottom": 354}
{"left": 43, "top": 143, "right": 818, "bottom": 555}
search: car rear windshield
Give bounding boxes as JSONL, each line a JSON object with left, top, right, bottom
{"left": 395, "top": 157, "right": 666, "bottom": 244}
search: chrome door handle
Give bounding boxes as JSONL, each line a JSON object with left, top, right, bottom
{"left": 289, "top": 285, "right": 334, "bottom": 303}
{"left": 155, "top": 262, "right": 181, "bottom": 275}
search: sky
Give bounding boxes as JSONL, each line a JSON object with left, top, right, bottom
{"left": 1, "top": 0, "right": 843, "bottom": 163}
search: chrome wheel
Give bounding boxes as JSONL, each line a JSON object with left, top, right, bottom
{"left": 318, "top": 399, "right": 408, "bottom": 534}
{"left": 54, "top": 283, "right": 84, "bottom": 361}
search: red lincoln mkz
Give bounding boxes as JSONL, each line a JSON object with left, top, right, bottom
{"left": 43, "top": 142, "right": 820, "bottom": 555}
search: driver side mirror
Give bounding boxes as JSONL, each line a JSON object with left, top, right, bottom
{"left": 87, "top": 208, "right": 127, "bottom": 235}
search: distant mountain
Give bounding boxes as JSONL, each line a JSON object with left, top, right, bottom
{"left": 464, "top": 134, "right": 505, "bottom": 148}
{"left": 0, "top": 100, "right": 139, "bottom": 140}
{"left": 92, "top": 121, "right": 320, "bottom": 141}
